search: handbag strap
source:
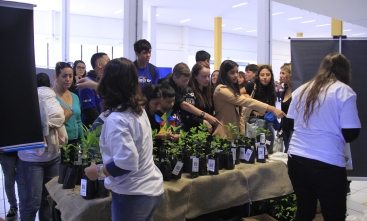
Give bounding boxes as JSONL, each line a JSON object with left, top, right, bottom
{"left": 250, "top": 83, "right": 256, "bottom": 98}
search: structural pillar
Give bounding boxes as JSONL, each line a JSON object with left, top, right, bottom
{"left": 214, "top": 17, "right": 222, "bottom": 70}
{"left": 123, "top": 0, "right": 143, "bottom": 61}
{"left": 331, "top": 18, "right": 343, "bottom": 36}
{"left": 147, "top": 6, "right": 157, "bottom": 64}
{"left": 257, "top": 0, "right": 272, "bottom": 66}
{"left": 61, "top": 0, "right": 70, "bottom": 62}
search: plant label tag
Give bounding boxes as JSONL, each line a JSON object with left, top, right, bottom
{"left": 244, "top": 149, "right": 253, "bottom": 161}
{"left": 258, "top": 147, "right": 265, "bottom": 159}
{"left": 190, "top": 156, "right": 196, "bottom": 159}
{"left": 172, "top": 161, "right": 183, "bottom": 175}
{"left": 231, "top": 148, "right": 236, "bottom": 162}
{"left": 255, "top": 142, "right": 260, "bottom": 148}
{"left": 208, "top": 159, "right": 215, "bottom": 172}
{"left": 192, "top": 158, "right": 199, "bottom": 172}
{"left": 240, "top": 148, "right": 246, "bottom": 159}
{"left": 80, "top": 179, "right": 87, "bottom": 196}
{"left": 266, "top": 140, "right": 271, "bottom": 145}
{"left": 161, "top": 158, "right": 165, "bottom": 162}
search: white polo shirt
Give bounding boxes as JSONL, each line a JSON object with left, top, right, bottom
{"left": 99, "top": 109, "right": 164, "bottom": 196}
{"left": 288, "top": 81, "right": 361, "bottom": 167}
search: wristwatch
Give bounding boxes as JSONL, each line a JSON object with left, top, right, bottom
{"left": 96, "top": 164, "right": 107, "bottom": 178}
{"left": 200, "top": 111, "right": 206, "bottom": 118}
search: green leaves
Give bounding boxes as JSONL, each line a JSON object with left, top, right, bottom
{"left": 260, "top": 194, "right": 297, "bottom": 221}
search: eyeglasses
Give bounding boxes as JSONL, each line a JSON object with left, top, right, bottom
{"left": 76, "top": 66, "right": 86, "bottom": 70}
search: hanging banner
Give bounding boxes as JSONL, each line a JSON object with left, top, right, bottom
{"left": 0, "top": 2, "right": 44, "bottom": 152}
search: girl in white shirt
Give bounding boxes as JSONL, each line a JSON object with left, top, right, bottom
{"left": 287, "top": 53, "right": 360, "bottom": 221}
{"left": 84, "top": 58, "right": 164, "bottom": 221}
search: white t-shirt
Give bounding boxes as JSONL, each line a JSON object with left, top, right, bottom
{"left": 288, "top": 81, "right": 361, "bottom": 167}
{"left": 100, "top": 109, "right": 164, "bottom": 196}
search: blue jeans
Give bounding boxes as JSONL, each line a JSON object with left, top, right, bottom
{"left": 19, "top": 156, "right": 60, "bottom": 221}
{"left": 0, "top": 154, "right": 23, "bottom": 210}
{"left": 111, "top": 192, "right": 163, "bottom": 221}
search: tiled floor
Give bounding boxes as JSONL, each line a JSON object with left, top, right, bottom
{"left": 347, "top": 181, "right": 367, "bottom": 220}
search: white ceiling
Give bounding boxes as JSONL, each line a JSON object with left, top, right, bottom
{"left": 8, "top": 0, "right": 367, "bottom": 42}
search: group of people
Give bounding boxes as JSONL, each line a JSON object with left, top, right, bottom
{"left": 0, "top": 38, "right": 361, "bottom": 221}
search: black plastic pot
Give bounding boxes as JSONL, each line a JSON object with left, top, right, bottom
{"left": 75, "top": 165, "right": 83, "bottom": 185}
{"left": 58, "top": 163, "right": 70, "bottom": 184}
{"left": 257, "top": 146, "right": 266, "bottom": 163}
{"left": 96, "top": 178, "right": 110, "bottom": 198}
{"left": 189, "top": 158, "right": 199, "bottom": 179}
{"left": 244, "top": 146, "right": 255, "bottom": 164}
{"left": 216, "top": 152, "right": 224, "bottom": 170}
{"left": 208, "top": 155, "right": 219, "bottom": 175}
{"left": 183, "top": 155, "right": 191, "bottom": 173}
{"left": 62, "top": 166, "right": 79, "bottom": 189}
{"left": 239, "top": 146, "right": 246, "bottom": 163}
{"left": 159, "top": 161, "right": 172, "bottom": 181}
{"left": 199, "top": 158, "right": 207, "bottom": 176}
{"left": 231, "top": 147, "right": 241, "bottom": 165}
{"left": 82, "top": 175, "right": 97, "bottom": 200}
{"left": 171, "top": 161, "right": 183, "bottom": 180}
{"left": 224, "top": 152, "right": 234, "bottom": 170}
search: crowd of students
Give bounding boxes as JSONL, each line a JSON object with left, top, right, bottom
{"left": 0, "top": 38, "right": 361, "bottom": 221}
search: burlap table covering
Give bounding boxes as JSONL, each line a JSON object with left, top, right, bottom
{"left": 45, "top": 160, "right": 293, "bottom": 221}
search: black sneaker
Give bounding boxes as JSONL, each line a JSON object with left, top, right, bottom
{"left": 6, "top": 207, "right": 18, "bottom": 220}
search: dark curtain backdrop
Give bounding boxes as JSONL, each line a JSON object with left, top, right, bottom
{"left": 290, "top": 38, "right": 367, "bottom": 178}
{"left": 341, "top": 40, "right": 367, "bottom": 178}
{"left": 0, "top": 4, "right": 44, "bottom": 149}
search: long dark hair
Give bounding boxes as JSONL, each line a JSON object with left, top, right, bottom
{"left": 189, "top": 61, "right": 213, "bottom": 107}
{"left": 254, "top": 65, "right": 276, "bottom": 106}
{"left": 141, "top": 84, "right": 162, "bottom": 115}
{"left": 97, "top": 58, "right": 146, "bottom": 116}
{"left": 297, "top": 53, "right": 350, "bottom": 124}
{"left": 217, "top": 60, "right": 240, "bottom": 96}
{"left": 72, "top": 60, "right": 86, "bottom": 85}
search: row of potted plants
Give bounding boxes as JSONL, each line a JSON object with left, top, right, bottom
{"left": 154, "top": 123, "right": 272, "bottom": 181}
{"left": 58, "top": 124, "right": 109, "bottom": 199}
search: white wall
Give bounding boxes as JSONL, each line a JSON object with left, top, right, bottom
{"left": 33, "top": 10, "right": 291, "bottom": 78}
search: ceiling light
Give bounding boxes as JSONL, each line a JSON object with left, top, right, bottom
{"left": 343, "top": 29, "right": 352, "bottom": 32}
{"left": 352, "top": 33, "right": 365, "bottom": 36}
{"left": 301, "top": 20, "right": 316, "bottom": 23}
{"left": 233, "top": 27, "right": 243, "bottom": 30}
{"left": 232, "top": 2, "right": 248, "bottom": 8}
{"left": 114, "top": 9, "right": 123, "bottom": 14}
{"left": 222, "top": 24, "right": 225, "bottom": 26}
{"left": 156, "top": 14, "right": 160, "bottom": 16}
{"left": 180, "top": 19, "right": 191, "bottom": 23}
{"left": 246, "top": 30, "right": 257, "bottom": 32}
{"left": 315, "top": 24, "right": 330, "bottom": 27}
{"left": 272, "top": 12, "right": 285, "bottom": 15}
{"left": 287, "top": 17, "right": 303, "bottom": 20}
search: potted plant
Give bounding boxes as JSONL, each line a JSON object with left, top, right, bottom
{"left": 59, "top": 143, "right": 79, "bottom": 188}
{"left": 208, "top": 135, "right": 220, "bottom": 175}
{"left": 242, "top": 136, "right": 256, "bottom": 164}
{"left": 79, "top": 124, "right": 110, "bottom": 199}
{"left": 168, "top": 136, "right": 184, "bottom": 179}
{"left": 226, "top": 123, "right": 241, "bottom": 165}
